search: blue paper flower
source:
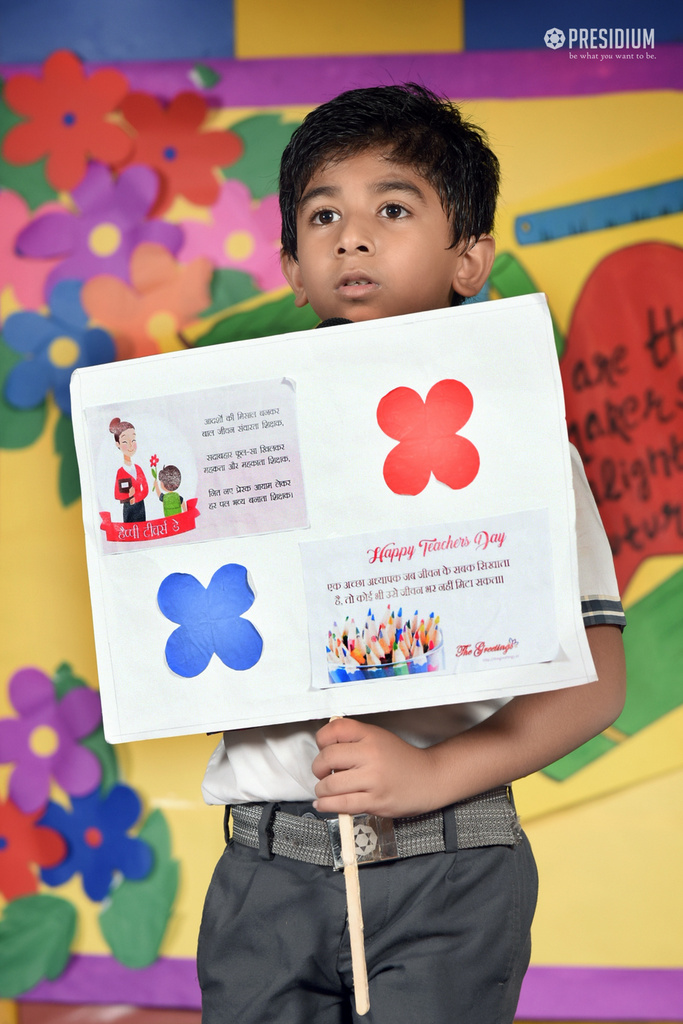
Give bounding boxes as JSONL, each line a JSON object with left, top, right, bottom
{"left": 3, "top": 279, "right": 115, "bottom": 416}
{"left": 39, "top": 784, "right": 153, "bottom": 902}
{"left": 157, "top": 563, "right": 263, "bottom": 677}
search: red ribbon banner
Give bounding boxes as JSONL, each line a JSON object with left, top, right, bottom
{"left": 100, "top": 498, "right": 200, "bottom": 543}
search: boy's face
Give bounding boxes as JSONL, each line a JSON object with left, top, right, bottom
{"left": 282, "top": 149, "right": 469, "bottom": 323}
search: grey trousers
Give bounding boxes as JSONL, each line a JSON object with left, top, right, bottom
{"left": 198, "top": 808, "right": 538, "bottom": 1024}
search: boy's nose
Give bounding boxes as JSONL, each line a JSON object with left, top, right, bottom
{"left": 335, "top": 219, "right": 376, "bottom": 256}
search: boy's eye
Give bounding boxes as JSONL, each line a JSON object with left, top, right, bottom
{"left": 380, "top": 203, "right": 409, "bottom": 219}
{"left": 311, "top": 209, "right": 340, "bottom": 225}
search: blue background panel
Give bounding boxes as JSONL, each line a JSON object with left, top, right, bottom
{"left": 464, "top": 0, "right": 682, "bottom": 51}
{"left": 0, "top": 0, "right": 234, "bottom": 63}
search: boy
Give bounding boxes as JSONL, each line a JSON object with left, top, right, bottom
{"left": 153, "top": 463, "right": 187, "bottom": 517}
{"left": 198, "top": 84, "right": 626, "bottom": 1024}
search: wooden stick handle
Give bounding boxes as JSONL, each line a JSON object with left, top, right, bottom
{"left": 338, "top": 811, "right": 370, "bottom": 1015}
{"left": 329, "top": 716, "right": 370, "bottom": 1015}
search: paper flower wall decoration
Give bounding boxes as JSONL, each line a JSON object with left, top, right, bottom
{"left": 118, "top": 91, "right": 242, "bottom": 216}
{"left": 157, "top": 563, "right": 263, "bottom": 677}
{"left": 2, "top": 280, "right": 115, "bottom": 416}
{"left": 39, "top": 784, "right": 153, "bottom": 902}
{"left": 377, "top": 379, "right": 480, "bottom": 495}
{"left": 82, "top": 242, "right": 213, "bottom": 358}
{"left": 0, "top": 192, "right": 63, "bottom": 309}
{"left": 0, "top": 666, "right": 102, "bottom": 814}
{"left": 0, "top": 798, "right": 67, "bottom": 901}
{"left": 1, "top": 50, "right": 132, "bottom": 191}
{"left": 16, "top": 162, "right": 183, "bottom": 298}
{"left": 179, "top": 179, "right": 284, "bottom": 292}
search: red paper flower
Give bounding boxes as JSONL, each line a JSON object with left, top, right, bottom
{"left": 0, "top": 798, "right": 67, "bottom": 901}
{"left": 2, "top": 50, "right": 132, "bottom": 192}
{"left": 377, "top": 379, "right": 480, "bottom": 495}
{"left": 118, "top": 91, "right": 242, "bottom": 216}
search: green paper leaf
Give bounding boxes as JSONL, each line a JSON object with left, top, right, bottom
{"left": 0, "top": 337, "right": 48, "bottom": 449}
{"left": 0, "top": 81, "right": 58, "bottom": 209}
{"left": 189, "top": 63, "right": 222, "bottom": 89}
{"left": 55, "top": 412, "right": 81, "bottom": 506}
{"left": 200, "top": 268, "right": 260, "bottom": 319}
{"left": 99, "top": 809, "right": 179, "bottom": 968}
{"left": 196, "top": 290, "right": 319, "bottom": 347}
{"left": 0, "top": 895, "right": 76, "bottom": 998}
{"left": 227, "top": 113, "right": 300, "bottom": 200}
{"left": 52, "top": 663, "right": 119, "bottom": 792}
{"left": 543, "top": 569, "right": 683, "bottom": 780}
{"left": 82, "top": 724, "right": 119, "bottom": 794}
{"left": 542, "top": 733, "right": 616, "bottom": 781}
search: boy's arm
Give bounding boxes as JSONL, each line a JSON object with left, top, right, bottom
{"left": 312, "top": 623, "right": 626, "bottom": 819}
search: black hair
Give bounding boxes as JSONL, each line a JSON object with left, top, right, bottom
{"left": 279, "top": 82, "right": 500, "bottom": 260}
{"left": 159, "top": 465, "right": 181, "bottom": 491}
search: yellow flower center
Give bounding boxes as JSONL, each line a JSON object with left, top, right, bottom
{"left": 48, "top": 335, "right": 80, "bottom": 368}
{"left": 29, "top": 725, "right": 60, "bottom": 757}
{"left": 89, "top": 222, "right": 122, "bottom": 257}
{"left": 225, "top": 230, "right": 255, "bottom": 262}
{"left": 146, "top": 310, "right": 187, "bottom": 352}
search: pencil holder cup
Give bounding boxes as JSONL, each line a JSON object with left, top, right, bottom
{"left": 327, "top": 636, "right": 444, "bottom": 684}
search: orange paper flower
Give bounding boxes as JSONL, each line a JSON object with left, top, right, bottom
{"left": 82, "top": 242, "right": 213, "bottom": 358}
{"left": 119, "top": 91, "right": 243, "bottom": 216}
{"left": 2, "top": 50, "right": 132, "bottom": 192}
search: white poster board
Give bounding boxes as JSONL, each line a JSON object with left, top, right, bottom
{"left": 71, "top": 294, "right": 595, "bottom": 743}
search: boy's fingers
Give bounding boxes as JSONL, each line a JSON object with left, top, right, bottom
{"left": 315, "top": 717, "right": 367, "bottom": 749}
{"left": 311, "top": 742, "right": 366, "bottom": 779}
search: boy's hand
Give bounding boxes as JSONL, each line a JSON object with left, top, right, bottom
{"left": 312, "top": 718, "right": 439, "bottom": 818}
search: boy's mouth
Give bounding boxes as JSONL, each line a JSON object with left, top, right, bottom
{"left": 336, "top": 272, "right": 379, "bottom": 297}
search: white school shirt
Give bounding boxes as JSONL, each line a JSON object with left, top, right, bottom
{"left": 201, "top": 446, "right": 624, "bottom": 805}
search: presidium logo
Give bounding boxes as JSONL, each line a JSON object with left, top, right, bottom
{"left": 544, "top": 25, "right": 656, "bottom": 56}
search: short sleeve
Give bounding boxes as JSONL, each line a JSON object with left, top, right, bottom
{"left": 571, "top": 445, "right": 626, "bottom": 630}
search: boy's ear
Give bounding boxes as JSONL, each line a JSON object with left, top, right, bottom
{"left": 451, "top": 235, "right": 496, "bottom": 298}
{"left": 280, "top": 252, "right": 309, "bottom": 309}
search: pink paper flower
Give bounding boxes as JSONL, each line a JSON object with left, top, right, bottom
{"left": 0, "top": 192, "right": 62, "bottom": 309}
{"left": 0, "top": 667, "right": 102, "bottom": 814}
{"left": 179, "top": 180, "right": 284, "bottom": 292}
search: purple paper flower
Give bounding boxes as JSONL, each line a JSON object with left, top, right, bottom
{"left": 158, "top": 563, "right": 263, "bottom": 677}
{"left": 15, "top": 162, "right": 183, "bottom": 297}
{"left": 39, "top": 784, "right": 153, "bottom": 902}
{"left": 0, "top": 667, "right": 102, "bottom": 814}
{"left": 3, "top": 279, "right": 115, "bottom": 416}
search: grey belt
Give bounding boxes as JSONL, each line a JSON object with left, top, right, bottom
{"left": 230, "top": 786, "right": 522, "bottom": 871}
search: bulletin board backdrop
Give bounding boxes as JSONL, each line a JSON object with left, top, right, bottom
{"left": 0, "top": 39, "right": 682, "bottom": 1021}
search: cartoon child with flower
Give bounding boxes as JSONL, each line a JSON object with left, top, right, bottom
{"left": 153, "top": 463, "right": 187, "bottom": 517}
{"left": 109, "top": 417, "right": 149, "bottom": 523}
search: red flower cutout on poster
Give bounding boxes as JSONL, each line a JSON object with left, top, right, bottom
{"left": 118, "top": 91, "right": 243, "bottom": 216}
{"left": 1, "top": 50, "right": 132, "bottom": 192}
{"left": 377, "top": 379, "right": 480, "bottom": 495}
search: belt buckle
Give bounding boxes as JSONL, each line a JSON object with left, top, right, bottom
{"left": 326, "top": 814, "right": 399, "bottom": 871}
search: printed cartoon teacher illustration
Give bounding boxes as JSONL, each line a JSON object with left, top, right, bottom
{"left": 109, "top": 417, "right": 149, "bottom": 523}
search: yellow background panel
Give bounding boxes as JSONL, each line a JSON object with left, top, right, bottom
{"left": 526, "top": 768, "right": 683, "bottom": 966}
{"left": 234, "top": 0, "right": 464, "bottom": 57}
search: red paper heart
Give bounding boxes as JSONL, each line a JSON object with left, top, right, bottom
{"left": 561, "top": 242, "right": 683, "bottom": 592}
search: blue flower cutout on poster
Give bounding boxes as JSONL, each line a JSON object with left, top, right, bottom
{"left": 157, "top": 563, "right": 263, "bottom": 677}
